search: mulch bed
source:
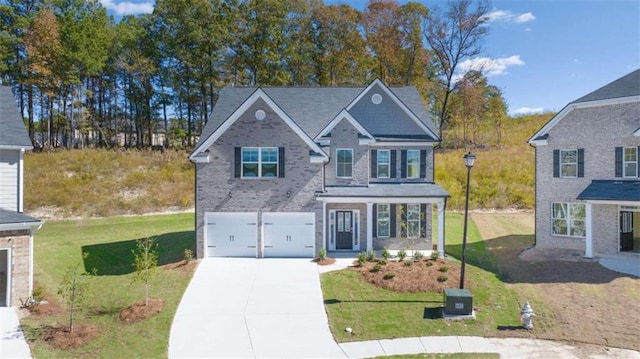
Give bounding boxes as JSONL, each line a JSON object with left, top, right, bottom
{"left": 314, "top": 257, "right": 337, "bottom": 266}
{"left": 42, "top": 324, "right": 99, "bottom": 349}
{"left": 351, "top": 258, "right": 461, "bottom": 292}
{"left": 119, "top": 298, "right": 164, "bottom": 323}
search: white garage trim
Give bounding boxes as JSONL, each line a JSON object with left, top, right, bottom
{"left": 205, "top": 212, "right": 258, "bottom": 257}
{"left": 262, "top": 212, "right": 315, "bottom": 258}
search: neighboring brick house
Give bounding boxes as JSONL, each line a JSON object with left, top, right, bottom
{"left": 0, "top": 86, "right": 42, "bottom": 307}
{"left": 189, "top": 79, "right": 449, "bottom": 258}
{"left": 528, "top": 69, "right": 640, "bottom": 258}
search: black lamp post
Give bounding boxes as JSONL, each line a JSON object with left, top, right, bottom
{"left": 459, "top": 152, "right": 476, "bottom": 289}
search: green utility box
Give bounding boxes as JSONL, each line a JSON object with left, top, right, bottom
{"left": 443, "top": 288, "right": 473, "bottom": 315}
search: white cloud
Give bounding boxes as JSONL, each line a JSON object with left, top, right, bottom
{"left": 100, "top": 0, "right": 154, "bottom": 15}
{"left": 486, "top": 10, "right": 535, "bottom": 24}
{"left": 457, "top": 55, "right": 525, "bottom": 79}
{"left": 510, "top": 107, "right": 545, "bottom": 116}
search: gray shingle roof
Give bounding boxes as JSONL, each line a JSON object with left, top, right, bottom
{"left": 0, "top": 208, "right": 41, "bottom": 226}
{"left": 195, "top": 84, "right": 438, "bottom": 150}
{"left": 319, "top": 183, "right": 450, "bottom": 198}
{"left": 0, "top": 86, "right": 32, "bottom": 148}
{"left": 573, "top": 69, "right": 640, "bottom": 103}
{"left": 577, "top": 180, "right": 640, "bottom": 201}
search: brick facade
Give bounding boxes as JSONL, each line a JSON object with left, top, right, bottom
{"left": 0, "top": 230, "right": 31, "bottom": 307}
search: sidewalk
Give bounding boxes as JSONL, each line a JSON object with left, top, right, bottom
{"left": 0, "top": 307, "right": 32, "bottom": 359}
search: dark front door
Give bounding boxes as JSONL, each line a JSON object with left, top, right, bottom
{"left": 620, "top": 212, "right": 634, "bottom": 251}
{"left": 336, "top": 211, "right": 353, "bottom": 250}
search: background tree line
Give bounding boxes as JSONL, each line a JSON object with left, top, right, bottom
{"left": 0, "top": 0, "right": 507, "bottom": 149}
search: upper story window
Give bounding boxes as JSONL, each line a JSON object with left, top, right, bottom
{"left": 624, "top": 147, "right": 638, "bottom": 178}
{"left": 241, "top": 147, "right": 278, "bottom": 178}
{"left": 553, "top": 148, "right": 584, "bottom": 178}
{"left": 552, "top": 202, "right": 585, "bottom": 237}
{"left": 407, "top": 150, "right": 420, "bottom": 179}
{"left": 336, "top": 149, "right": 353, "bottom": 178}
{"left": 377, "top": 150, "right": 390, "bottom": 178}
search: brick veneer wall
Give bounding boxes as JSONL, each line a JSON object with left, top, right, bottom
{"left": 0, "top": 229, "right": 31, "bottom": 307}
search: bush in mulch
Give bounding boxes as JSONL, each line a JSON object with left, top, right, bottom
{"left": 119, "top": 298, "right": 164, "bottom": 324}
{"left": 42, "top": 324, "right": 99, "bottom": 349}
{"left": 314, "top": 257, "right": 336, "bottom": 266}
{"left": 351, "top": 258, "right": 461, "bottom": 292}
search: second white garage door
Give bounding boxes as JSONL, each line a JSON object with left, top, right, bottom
{"left": 206, "top": 212, "right": 257, "bottom": 257}
{"left": 262, "top": 212, "right": 315, "bottom": 258}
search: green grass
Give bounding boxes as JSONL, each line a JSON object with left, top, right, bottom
{"left": 21, "top": 213, "right": 196, "bottom": 358}
{"left": 322, "top": 213, "right": 523, "bottom": 343}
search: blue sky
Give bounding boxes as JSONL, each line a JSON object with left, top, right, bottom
{"left": 101, "top": 0, "right": 640, "bottom": 116}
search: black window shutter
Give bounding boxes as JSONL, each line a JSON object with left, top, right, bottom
{"left": 234, "top": 147, "right": 241, "bottom": 178}
{"left": 420, "top": 149, "right": 427, "bottom": 178}
{"left": 372, "top": 205, "right": 377, "bottom": 238}
{"left": 400, "top": 204, "right": 407, "bottom": 238}
{"left": 278, "top": 147, "right": 285, "bottom": 178}
{"left": 577, "top": 148, "right": 584, "bottom": 178}
{"left": 553, "top": 150, "right": 560, "bottom": 178}
{"left": 400, "top": 150, "right": 407, "bottom": 178}
{"left": 390, "top": 204, "right": 397, "bottom": 237}
{"left": 615, "top": 147, "right": 623, "bottom": 177}
{"left": 371, "top": 150, "right": 377, "bottom": 178}
{"left": 390, "top": 150, "right": 397, "bottom": 178}
{"left": 420, "top": 204, "right": 427, "bottom": 238}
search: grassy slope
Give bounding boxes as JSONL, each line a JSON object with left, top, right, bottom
{"left": 21, "top": 213, "right": 195, "bottom": 358}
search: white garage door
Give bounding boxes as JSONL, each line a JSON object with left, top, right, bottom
{"left": 206, "top": 212, "right": 257, "bottom": 257}
{"left": 263, "top": 212, "right": 315, "bottom": 258}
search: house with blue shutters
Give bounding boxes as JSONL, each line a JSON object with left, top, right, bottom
{"left": 529, "top": 69, "right": 640, "bottom": 258}
{"left": 189, "top": 79, "right": 450, "bottom": 259}
{"left": 0, "top": 86, "right": 42, "bottom": 307}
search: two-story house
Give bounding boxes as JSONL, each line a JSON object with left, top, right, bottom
{"left": 189, "top": 80, "right": 449, "bottom": 259}
{"left": 0, "top": 86, "right": 42, "bottom": 307}
{"left": 528, "top": 69, "right": 640, "bottom": 258}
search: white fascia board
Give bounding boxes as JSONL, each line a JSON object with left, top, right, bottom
{"left": 528, "top": 139, "right": 548, "bottom": 146}
{"left": 314, "top": 109, "right": 374, "bottom": 141}
{"left": 369, "top": 141, "right": 435, "bottom": 147}
{"left": 0, "top": 145, "right": 33, "bottom": 151}
{"left": 634, "top": 128, "right": 640, "bottom": 137}
{"left": 528, "top": 95, "right": 640, "bottom": 144}
{"left": 0, "top": 221, "right": 44, "bottom": 231}
{"left": 310, "top": 155, "right": 327, "bottom": 163}
{"left": 359, "top": 138, "right": 376, "bottom": 145}
{"left": 190, "top": 88, "right": 328, "bottom": 163}
{"left": 345, "top": 79, "right": 440, "bottom": 141}
{"left": 190, "top": 153, "right": 210, "bottom": 163}
{"left": 584, "top": 200, "right": 640, "bottom": 206}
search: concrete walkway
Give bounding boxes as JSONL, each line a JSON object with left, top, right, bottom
{"left": 598, "top": 254, "right": 640, "bottom": 277}
{"left": 0, "top": 307, "right": 32, "bottom": 359}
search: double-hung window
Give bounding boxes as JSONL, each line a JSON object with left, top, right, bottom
{"left": 241, "top": 147, "right": 278, "bottom": 178}
{"left": 377, "top": 204, "right": 390, "bottom": 238}
{"left": 552, "top": 203, "right": 586, "bottom": 237}
{"left": 624, "top": 147, "right": 638, "bottom": 178}
{"left": 406, "top": 204, "right": 420, "bottom": 238}
{"left": 336, "top": 149, "right": 353, "bottom": 178}
{"left": 407, "top": 150, "right": 420, "bottom": 179}
{"left": 560, "top": 149, "right": 578, "bottom": 178}
{"left": 377, "top": 150, "right": 390, "bottom": 178}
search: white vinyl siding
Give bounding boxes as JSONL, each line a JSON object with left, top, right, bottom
{"left": 0, "top": 150, "right": 19, "bottom": 211}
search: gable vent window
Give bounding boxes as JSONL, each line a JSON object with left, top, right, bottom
{"left": 235, "top": 147, "right": 284, "bottom": 178}
{"left": 254, "top": 109, "right": 266, "bottom": 121}
{"left": 371, "top": 93, "right": 382, "bottom": 104}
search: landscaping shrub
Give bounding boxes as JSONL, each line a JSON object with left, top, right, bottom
{"left": 366, "top": 249, "right": 376, "bottom": 262}
{"left": 403, "top": 260, "right": 413, "bottom": 266}
{"left": 318, "top": 248, "right": 327, "bottom": 261}
{"left": 371, "top": 264, "right": 382, "bottom": 272}
{"left": 383, "top": 272, "right": 395, "bottom": 280}
{"left": 437, "top": 274, "right": 448, "bottom": 282}
{"left": 183, "top": 249, "right": 193, "bottom": 264}
{"left": 439, "top": 266, "right": 449, "bottom": 273}
{"left": 397, "top": 249, "right": 407, "bottom": 261}
{"left": 426, "top": 261, "right": 434, "bottom": 267}
{"left": 377, "top": 258, "right": 387, "bottom": 265}
{"left": 430, "top": 251, "right": 439, "bottom": 261}
{"left": 413, "top": 251, "right": 424, "bottom": 262}
{"left": 356, "top": 251, "right": 367, "bottom": 267}
{"left": 381, "top": 247, "right": 391, "bottom": 260}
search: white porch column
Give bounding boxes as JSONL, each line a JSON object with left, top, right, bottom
{"left": 366, "top": 202, "right": 373, "bottom": 251}
{"left": 437, "top": 201, "right": 445, "bottom": 258}
{"left": 322, "top": 201, "right": 327, "bottom": 250}
{"left": 585, "top": 203, "right": 593, "bottom": 258}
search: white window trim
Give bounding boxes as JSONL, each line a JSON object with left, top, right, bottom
{"left": 406, "top": 203, "right": 421, "bottom": 238}
{"left": 241, "top": 147, "right": 278, "bottom": 179}
{"left": 336, "top": 148, "right": 353, "bottom": 179}
{"left": 560, "top": 149, "right": 578, "bottom": 178}
{"left": 623, "top": 146, "right": 638, "bottom": 178}
{"left": 377, "top": 204, "right": 390, "bottom": 238}
{"left": 407, "top": 150, "right": 420, "bottom": 179}
{"left": 551, "top": 202, "right": 586, "bottom": 238}
{"left": 377, "top": 150, "right": 390, "bottom": 179}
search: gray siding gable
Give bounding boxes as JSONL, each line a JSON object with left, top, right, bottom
{"left": 0, "top": 86, "right": 32, "bottom": 148}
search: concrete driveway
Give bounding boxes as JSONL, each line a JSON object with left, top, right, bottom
{"left": 169, "top": 258, "right": 345, "bottom": 358}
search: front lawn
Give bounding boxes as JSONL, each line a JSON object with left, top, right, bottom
{"left": 322, "top": 213, "right": 524, "bottom": 343}
{"left": 20, "top": 213, "right": 196, "bottom": 358}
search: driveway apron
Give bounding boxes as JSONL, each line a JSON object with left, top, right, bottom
{"left": 169, "top": 258, "right": 346, "bottom": 358}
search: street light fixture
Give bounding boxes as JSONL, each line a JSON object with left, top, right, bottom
{"left": 459, "top": 152, "right": 476, "bottom": 289}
